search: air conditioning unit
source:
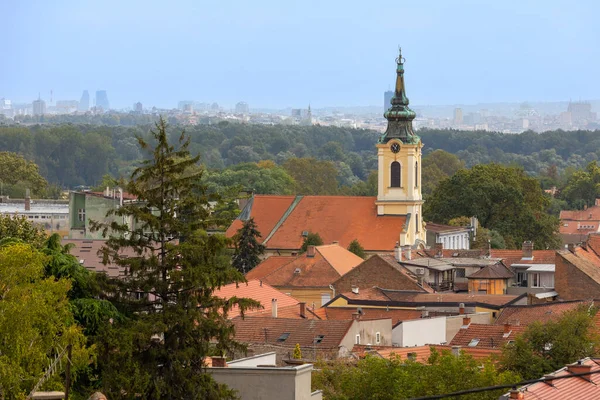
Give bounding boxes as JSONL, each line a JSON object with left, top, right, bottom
{"left": 415, "top": 267, "right": 425, "bottom": 275}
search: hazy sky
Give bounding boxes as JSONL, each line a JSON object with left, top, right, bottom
{"left": 2, "top": 0, "right": 599, "bottom": 109}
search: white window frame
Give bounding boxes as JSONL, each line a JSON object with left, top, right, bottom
{"left": 376, "top": 332, "right": 381, "bottom": 344}
{"left": 355, "top": 334, "right": 361, "bottom": 345}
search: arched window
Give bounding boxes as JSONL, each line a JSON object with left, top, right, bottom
{"left": 415, "top": 213, "right": 420, "bottom": 233}
{"left": 415, "top": 161, "right": 419, "bottom": 188}
{"left": 391, "top": 162, "right": 401, "bottom": 187}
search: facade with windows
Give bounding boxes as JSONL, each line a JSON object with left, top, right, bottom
{"left": 0, "top": 200, "right": 69, "bottom": 235}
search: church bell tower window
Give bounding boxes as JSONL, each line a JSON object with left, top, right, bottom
{"left": 391, "top": 162, "right": 401, "bottom": 188}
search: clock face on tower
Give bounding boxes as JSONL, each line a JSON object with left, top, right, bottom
{"left": 390, "top": 142, "right": 401, "bottom": 153}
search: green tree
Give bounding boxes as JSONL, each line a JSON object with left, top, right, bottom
{"left": 0, "top": 243, "right": 90, "bottom": 399}
{"left": 422, "top": 150, "right": 465, "bottom": 197}
{"left": 313, "top": 348, "right": 519, "bottom": 400}
{"left": 424, "top": 164, "right": 560, "bottom": 249}
{"left": 293, "top": 344, "right": 303, "bottom": 360}
{"left": 0, "top": 214, "right": 46, "bottom": 247}
{"left": 232, "top": 218, "right": 265, "bottom": 274}
{"left": 300, "top": 232, "right": 324, "bottom": 253}
{"left": 560, "top": 161, "right": 600, "bottom": 208}
{"left": 472, "top": 227, "right": 506, "bottom": 249}
{"left": 91, "top": 117, "right": 258, "bottom": 399}
{"left": 0, "top": 151, "right": 48, "bottom": 196}
{"left": 500, "top": 306, "right": 600, "bottom": 380}
{"left": 204, "top": 162, "right": 295, "bottom": 195}
{"left": 448, "top": 216, "right": 472, "bottom": 227}
{"left": 283, "top": 157, "right": 339, "bottom": 195}
{"left": 347, "top": 239, "right": 366, "bottom": 259}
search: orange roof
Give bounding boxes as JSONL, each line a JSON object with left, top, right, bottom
{"left": 212, "top": 279, "right": 298, "bottom": 318}
{"left": 514, "top": 357, "right": 600, "bottom": 399}
{"left": 245, "top": 256, "right": 294, "bottom": 281}
{"left": 560, "top": 206, "right": 600, "bottom": 221}
{"left": 380, "top": 290, "right": 524, "bottom": 308}
{"left": 495, "top": 300, "right": 594, "bottom": 326}
{"left": 246, "top": 245, "right": 363, "bottom": 288}
{"left": 490, "top": 249, "right": 556, "bottom": 265}
{"left": 355, "top": 345, "right": 501, "bottom": 362}
{"left": 227, "top": 195, "right": 407, "bottom": 251}
{"left": 323, "top": 307, "right": 423, "bottom": 325}
{"left": 225, "top": 195, "right": 296, "bottom": 240}
{"left": 246, "top": 303, "right": 322, "bottom": 319}
{"left": 449, "top": 323, "right": 526, "bottom": 348}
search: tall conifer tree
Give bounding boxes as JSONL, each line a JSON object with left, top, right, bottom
{"left": 232, "top": 218, "right": 265, "bottom": 274}
{"left": 92, "top": 118, "right": 257, "bottom": 399}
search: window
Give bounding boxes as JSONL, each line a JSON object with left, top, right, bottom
{"left": 415, "top": 161, "right": 419, "bottom": 187}
{"left": 321, "top": 293, "right": 331, "bottom": 306}
{"left": 78, "top": 208, "right": 86, "bottom": 222}
{"left": 314, "top": 335, "right": 325, "bottom": 344}
{"left": 516, "top": 272, "right": 528, "bottom": 287}
{"left": 455, "top": 268, "right": 466, "bottom": 278}
{"left": 376, "top": 332, "right": 381, "bottom": 344}
{"left": 415, "top": 213, "right": 420, "bottom": 233}
{"left": 531, "top": 273, "right": 541, "bottom": 288}
{"left": 468, "top": 339, "right": 480, "bottom": 347}
{"left": 277, "top": 333, "right": 291, "bottom": 342}
{"left": 355, "top": 334, "right": 361, "bottom": 345}
{"left": 390, "top": 161, "right": 401, "bottom": 187}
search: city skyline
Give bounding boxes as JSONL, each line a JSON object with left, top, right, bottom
{"left": 2, "top": 0, "right": 600, "bottom": 109}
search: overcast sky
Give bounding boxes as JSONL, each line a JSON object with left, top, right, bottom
{"left": 2, "top": 0, "right": 599, "bottom": 109}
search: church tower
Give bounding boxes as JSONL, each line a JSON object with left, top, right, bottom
{"left": 376, "top": 48, "right": 426, "bottom": 247}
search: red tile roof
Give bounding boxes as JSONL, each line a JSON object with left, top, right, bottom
{"left": 380, "top": 290, "right": 524, "bottom": 308}
{"left": 468, "top": 263, "right": 514, "bottom": 279}
{"left": 323, "top": 307, "right": 423, "bottom": 325}
{"left": 227, "top": 195, "right": 408, "bottom": 251}
{"left": 231, "top": 316, "right": 353, "bottom": 349}
{"left": 495, "top": 300, "right": 594, "bottom": 326}
{"left": 355, "top": 345, "right": 501, "bottom": 362}
{"left": 513, "top": 357, "right": 600, "bottom": 399}
{"left": 449, "top": 323, "right": 526, "bottom": 348}
{"left": 63, "top": 239, "right": 135, "bottom": 278}
{"left": 246, "top": 303, "right": 322, "bottom": 319}
{"left": 213, "top": 280, "right": 298, "bottom": 318}
{"left": 245, "top": 256, "right": 294, "bottom": 281}
{"left": 245, "top": 245, "right": 363, "bottom": 288}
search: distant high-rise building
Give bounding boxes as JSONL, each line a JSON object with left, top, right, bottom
{"left": 454, "top": 108, "right": 463, "bottom": 125}
{"left": 178, "top": 100, "right": 193, "bottom": 110}
{"left": 133, "top": 102, "right": 143, "bottom": 113}
{"left": 0, "top": 98, "right": 12, "bottom": 117}
{"left": 95, "top": 90, "right": 110, "bottom": 110}
{"left": 384, "top": 90, "right": 394, "bottom": 113}
{"left": 32, "top": 98, "right": 46, "bottom": 116}
{"left": 235, "top": 101, "right": 249, "bottom": 114}
{"left": 211, "top": 102, "right": 219, "bottom": 111}
{"left": 568, "top": 101, "right": 596, "bottom": 124}
{"left": 79, "top": 90, "right": 89, "bottom": 111}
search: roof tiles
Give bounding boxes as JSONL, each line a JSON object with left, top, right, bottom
{"left": 213, "top": 279, "right": 298, "bottom": 318}
{"left": 449, "top": 323, "right": 526, "bottom": 348}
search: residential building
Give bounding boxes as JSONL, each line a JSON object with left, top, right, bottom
{"left": 0, "top": 196, "right": 69, "bottom": 235}
{"left": 555, "top": 237, "right": 600, "bottom": 300}
{"left": 62, "top": 239, "right": 128, "bottom": 278}
{"left": 95, "top": 90, "right": 110, "bottom": 110}
{"left": 0, "top": 98, "right": 12, "bottom": 117}
{"left": 449, "top": 317, "right": 526, "bottom": 349}
{"left": 231, "top": 316, "right": 392, "bottom": 364}
{"left": 208, "top": 352, "right": 323, "bottom": 400}
{"left": 426, "top": 222, "right": 472, "bottom": 250}
{"left": 559, "top": 199, "right": 600, "bottom": 245}
{"left": 33, "top": 98, "right": 46, "bottom": 115}
{"left": 501, "top": 358, "right": 600, "bottom": 399}
{"left": 503, "top": 242, "right": 556, "bottom": 297}
{"left": 467, "top": 263, "right": 514, "bottom": 295}
{"left": 78, "top": 90, "right": 89, "bottom": 111}
{"left": 226, "top": 49, "right": 426, "bottom": 253}
{"left": 246, "top": 244, "right": 363, "bottom": 307}
{"left": 331, "top": 253, "right": 433, "bottom": 296}
{"left": 494, "top": 300, "right": 595, "bottom": 327}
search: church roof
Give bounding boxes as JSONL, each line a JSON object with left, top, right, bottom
{"left": 226, "top": 195, "right": 408, "bottom": 252}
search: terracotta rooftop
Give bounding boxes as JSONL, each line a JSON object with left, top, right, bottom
{"left": 213, "top": 280, "right": 298, "bottom": 318}
{"left": 63, "top": 239, "right": 132, "bottom": 278}
{"left": 558, "top": 249, "right": 600, "bottom": 288}
{"left": 245, "top": 244, "right": 363, "bottom": 288}
{"left": 246, "top": 303, "right": 322, "bottom": 319}
{"left": 495, "top": 300, "right": 595, "bottom": 327}
{"left": 449, "top": 322, "right": 526, "bottom": 348}
{"left": 323, "top": 307, "right": 424, "bottom": 325}
{"left": 467, "top": 263, "right": 514, "bottom": 279}
{"left": 425, "top": 223, "right": 470, "bottom": 233}
{"left": 353, "top": 345, "right": 501, "bottom": 362}
{"left": 509, "top": 357, "right": 600, "bottom": 399}
{"left": 231, "top": 316, "right": 353, "bottom": 349}
{"left": 226, "top": 195, "right": 408, "bottom": 251}
{"left": 245, "top": 256, "right": 294, "bottom": 281}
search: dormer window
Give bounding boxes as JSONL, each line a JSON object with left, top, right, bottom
{"left": 468, "top": 338, "right": 480, "bottom": 347}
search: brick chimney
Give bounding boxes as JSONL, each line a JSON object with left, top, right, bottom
{"left": 451, "top": 345, "right": 461, "bottom": 356}
{"left": 211, "top": 356, "right": 227, "bottom": 368}
{"left": 434, "top": 242, "right": 443, "bottom": 257}
{"left": 509, "top": 389, "right": 524, "bottom": 399}
{"left": 462, "top": 316, "right": 471, "bottom": 327}
{"left": 458, "top": 303, "right": 465, "bottom": 315}
{"left": 503, "top": 323, "right": 512, "bottom": 337}
{"left": 299, "top": 302, "right": 306, "bottom": 318}
{"left": 522, "top": 241, "right": 534, "bottom": 259}
{"left": 307, "top": 245, "right": 316, "bottom": 257}
{"left": 271, "top": 298, "right": 278, "bottom": 318}
{"left": 567, "top": 360, "right": 592, "bottom": 376}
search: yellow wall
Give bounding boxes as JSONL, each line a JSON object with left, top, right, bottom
{"left": 276, "top": 286, "right": 334, "bottom": 307}
{"left": 468, "top": 279, "right": 507, "bottom": 295}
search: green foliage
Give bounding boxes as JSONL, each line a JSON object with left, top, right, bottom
{"left": 347, "top": 239, "right": 366, "bottom": 259}
{"left": 424, "top": 163, "right": 560, "bottom": 249}
{"left": 300, "top": 232, "right": 324, "bottom": 253}
{"left": 0, "top": 151, "right": 48, "bottom": 196}
{"left": 283, "top": 157, "right": 340, "bottom": 195}
{"left": 232, "top": 218, "right": 265, "bottom": 274}
{"left": 204, "top": 162, "right": 295, "bottom": 195}
{"left": 293, "top": 344, "right": 302, "bottom": 360}
{"left": 90, "top": 117, "right": 258, "bottom": 399}
{"left": 500, "top": 306, "right": 600, "bottom": 380}
{"left": 0, "top": 214, "right": 46, "bottom": 247}
{"left": 312, "top": 349, "right": 520, "bottom": 400}
{"left": 472, "top": 228, "right": 506, "bottom": 249}
{"left": 448, "top": 216, "right": 471, "bottom": 227}
{"left": 422, "top": 149, "right": 465, "bottom": 197}
{"left": 0, "top": 243, "right": 90, "bottom": 399}
{"left": 560, "top": 161, "right": 600, "bottom": 209}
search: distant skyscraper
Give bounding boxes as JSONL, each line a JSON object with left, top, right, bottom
{"left": 133, "top": 102, "right": 143, "bottom": 113}
{"left": 32, "top": 98, "right": 46, "bottom": 116}
{"left": 454, "top": 108, "right": 463, "bottom": 125}
{"left": 79, "top": 90, "right": 89, "bottom": 111}
{"left": 95, "top": 90, "right": 110, "bottom": 110}
{"left": 235, "top": 101, "right": 249, "bottom": 114}
{"left": 384, "top": 90, "right": 394, "bottom": 113}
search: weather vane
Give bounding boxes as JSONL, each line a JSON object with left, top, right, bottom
{"left": 396, "top": 46, "right": 405, "bottom": 65}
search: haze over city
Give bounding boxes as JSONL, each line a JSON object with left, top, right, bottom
{"left": 3, "top": 0, "right": 599, "bottom": 109}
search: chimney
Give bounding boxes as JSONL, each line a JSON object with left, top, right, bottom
{"left": 271, "top": 298, "right": 278, "bottom": 318}
{"left": 567, "top": 360, "right": 592, "bottom": 376}
{"left": 351, "top": 286, "right": 359, "bottom": 295}
{"left": 24, "top": 189, "right": 31, "bottom": 211}
{"left": 394, "top": 242, "right": 402, "bottom": 261}
{"left": 307, "top": 245, "right": 316, "bottom": 257}
{"left": 403, "top": 245, "right": 412, "bottom": 261}
{"left": 509, "top": 389, "right": 524, "bottom": 400}
{"left": 421, "top": 309, "right": 429, "bottom": 318}
{"left": 211, "top": 356, "right": 227, "bottom": 368}
{"left": 596, "top": 198, "right": 600, "bottom": 207}
{"left": 503, "top": 323, "right": 512, "bottom": 337}
{"left": 352, "top": 312, "right": 361, "bottom": 320}
{"left": 434, "top": 242, "right": 443, "bottom": 257}
{"left": 299, "top": 302, "right": 306, "bottom": 318}
{"left": 462, "top": 316, "right": 471, "bottom": 327}
{"left": 458, "top": 303, "right": 465, "bottom": 315}
{"left": 567, "top": 243, "right": 576, "bottom": 253}
{"left": 105, "top": 186, "right": 110, "bottom": 197}
{"left": 522, "top": 241, "right": 534, "bottom": 259}
{"left": 451, "top": 345, "right": 461, "bottom": 356}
